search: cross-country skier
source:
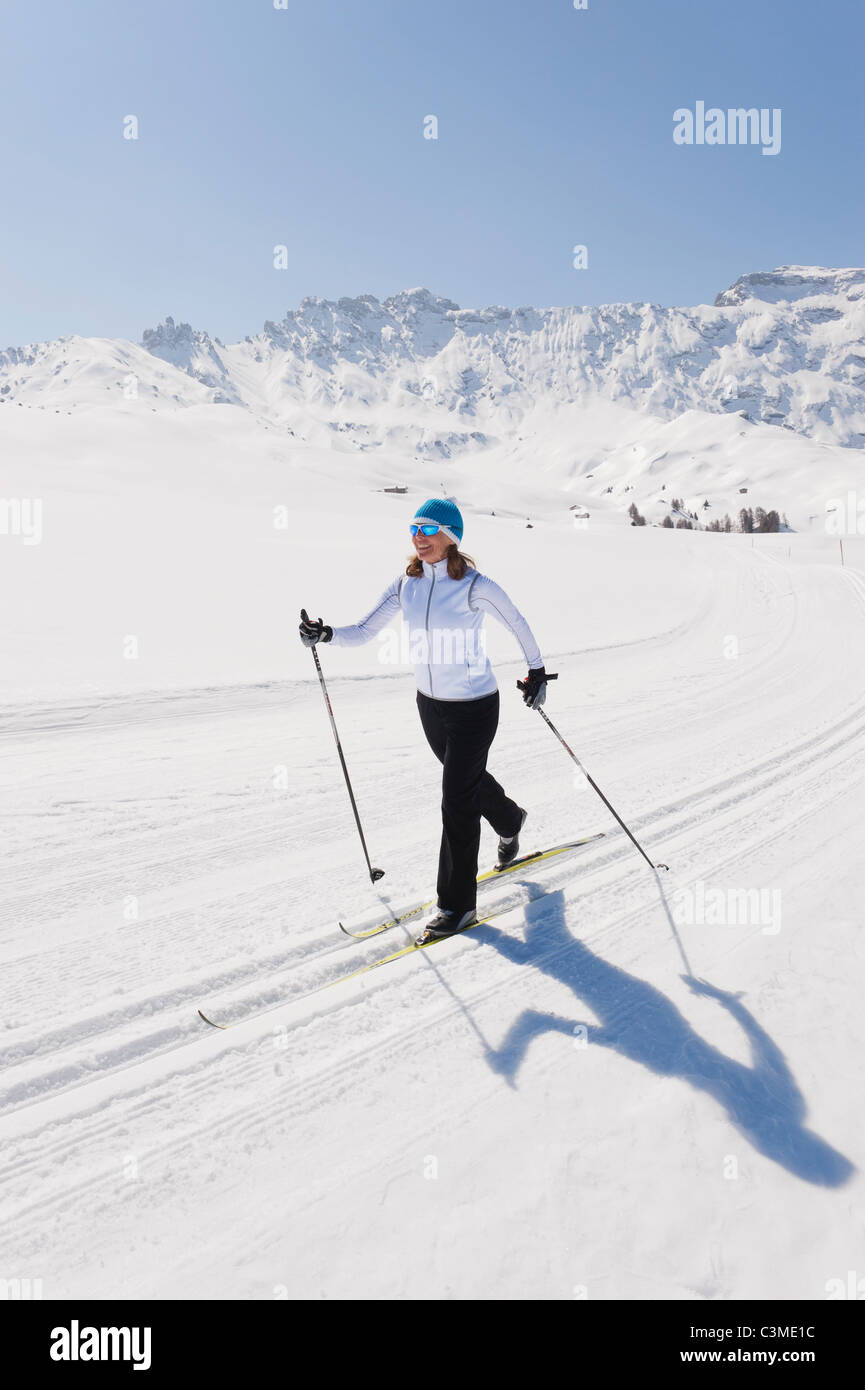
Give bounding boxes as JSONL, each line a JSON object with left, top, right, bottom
{"left": 299, "top": 499, "right": 549, "bottom": 946}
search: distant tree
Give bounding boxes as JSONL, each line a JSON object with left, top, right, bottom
{"left": 766, "top": 510, "right": 781, "bottom": 533}
{"left": 739, "top": 508, "right": 754, "bottom": 534}
{"left": 754, "top": 506, "right": 768, "bottom": 533}
{"left": 703, "top": 498, "right": 710, "bottom": 509}
{"left": 722, "top": 514, "right": 733, "bottom": 532}
{"left": 676, "top": 518, "right": 693, "bottom": 530}
{"left": 661, "top": 515, "right": 674, "bottom": 529}
{"left": 628, "top": 502, "right": 646, "bottom": 527}
{"left": 707, "top": 519, "right": 721, "bottom": 531}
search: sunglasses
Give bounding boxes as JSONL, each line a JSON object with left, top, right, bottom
{"left": 410, "top": 523, "right": 441, "bottom": 537}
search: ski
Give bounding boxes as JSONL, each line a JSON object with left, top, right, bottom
{"left": 198, "top": 900, "right": 515, "bottom": 1030}
{"left": 197, "top": 834, "right": 606, "bottom": 1031}
{"left": 337, "top": 833, "right": 605, "bottom": 940}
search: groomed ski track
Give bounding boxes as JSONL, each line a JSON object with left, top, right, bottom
{"left": 1, "top": 534, "right": 863, "bottom": 1299}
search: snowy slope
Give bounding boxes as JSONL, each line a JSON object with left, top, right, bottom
{"left": 2, "top": 516, "right": 864, "bottom": 1299}
{"left": 3, "top": 395, "right": 864, "bottom": 708}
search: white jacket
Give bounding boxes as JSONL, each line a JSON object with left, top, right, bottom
{"left": 329, "top": 559, "right": 543, "bottom": 701}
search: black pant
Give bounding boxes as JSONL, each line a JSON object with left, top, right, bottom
{"left": 417, "top": 690, "right": 523, "bottom": 913}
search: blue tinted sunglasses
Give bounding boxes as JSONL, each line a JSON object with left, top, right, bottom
{"left": 410, "top": 523, "right": 441, "bottom": 536}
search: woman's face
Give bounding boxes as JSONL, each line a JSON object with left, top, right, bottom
{"left": 412, "top": 525, "right": 452, "bottom": 564}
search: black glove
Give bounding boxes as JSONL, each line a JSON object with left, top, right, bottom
{"left": 517, "top": 667, "right": 554, "bottom": 709}
{"left": 299, "top": 608, "right": 333, "bottom": 647}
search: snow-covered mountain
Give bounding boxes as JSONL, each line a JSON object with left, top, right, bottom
{"left": 2, "top": 266, "right": 864, "bottom": 453}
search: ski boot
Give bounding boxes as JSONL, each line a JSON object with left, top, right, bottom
{"left": 496, "top": 808, "right": 527, "bottom": 869}
{"left": 414, "top": 907, "right": 477, "bottom": 947}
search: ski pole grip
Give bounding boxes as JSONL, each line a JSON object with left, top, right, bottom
{"left": 517, "top": 672, "right": 558, "bottom": 691}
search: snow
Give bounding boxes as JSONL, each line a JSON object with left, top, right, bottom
{"left": 3, "top": 265, "right": 865, "bottom": 452}
{"left": 2, "top": 273, "right": 865, "bottom": 1300}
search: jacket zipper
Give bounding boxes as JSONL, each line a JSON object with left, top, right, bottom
{"left": 424, "top": 567, "right": 435, "bottom": 697}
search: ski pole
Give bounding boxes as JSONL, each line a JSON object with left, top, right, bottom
{"left": 305, "top": 619, "right": 384, "bottom": 884}
{"left": 519, "top": 677, "right": 669, "bottom": 872}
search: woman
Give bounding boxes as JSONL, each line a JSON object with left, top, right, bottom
{"left": 299, "top": 499, "right": 549, "bottom": 946}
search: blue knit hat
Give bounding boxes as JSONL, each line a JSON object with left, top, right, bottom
{"left": 412, "top": 498, "right": 464, "bottom": 545}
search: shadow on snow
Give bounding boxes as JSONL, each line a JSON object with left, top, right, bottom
{"left": 477, "top": 887, "right": 853, "bottom": 1188}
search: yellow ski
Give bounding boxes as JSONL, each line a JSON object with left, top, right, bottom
{"left": 338, "top": 834, "right": 604, "bottom": 940}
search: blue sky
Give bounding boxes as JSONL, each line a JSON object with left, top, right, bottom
{"left": 1, "top": 0, "right": 862, "bottom": 345}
